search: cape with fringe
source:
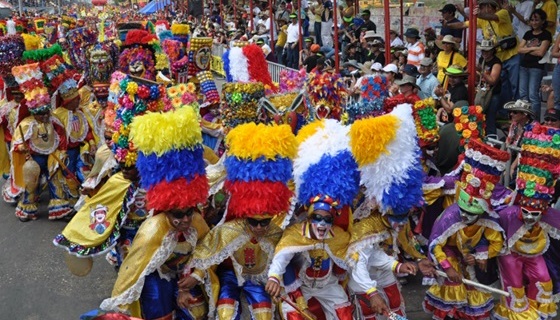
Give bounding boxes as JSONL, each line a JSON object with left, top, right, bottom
{"left": 100, "top": 213, "right": 209, "bottom": 317}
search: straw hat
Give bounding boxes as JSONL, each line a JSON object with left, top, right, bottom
{"left": 435, "top": 34, "right": 458, "bottom": 50}
{"left": 503, "top": 99, "right": 535, "bottom": 118}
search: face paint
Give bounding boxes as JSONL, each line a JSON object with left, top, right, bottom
{"left": 521, "top": 208, "right": 542, "bottom": 228}
{"left": 460, "top": 209, "right": 479, "bottom": 225}
{"left": 311, "top": 220, "right": 332, "bottom": 240}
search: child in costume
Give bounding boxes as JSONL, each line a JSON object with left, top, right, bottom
{"left": 494, "top": 123, "right": 560, "bottom": 320}
{"left": 188, "top": 123, "right": 297, "bottom": 320}
{"left": 423, "top": 139, "right": 508, "bottom": 320}
{"left": 10, "top": 63, "right": 72, "bottom": 221}
{"left": 266, "top": 119, "right": 359, "bottom": 320}
{"left": 100, "top": 104, "right": 210, "bottom": 320}
{"left": 346, "top": 104, "right": 434, "bottom": 319}
{"left": 44, "top": 55, "right": 96, "bottom": 202}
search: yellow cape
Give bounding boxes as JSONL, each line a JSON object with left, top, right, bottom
{"left": 275, "top": 222, "right": 350, "bottom": 268}
{"left": 101, "top": 213, "right": 209, "bottom": 316}
{"left": 58, "top": 172, "right": 131, "bottom": 253}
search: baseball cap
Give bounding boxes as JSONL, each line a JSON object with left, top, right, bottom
{"left": 361, "top": 9, "right": 371, "bottom": 16}
{"left": 382, "top": 63, "right": 398, "bottom": 73}
{"left": 310, "top": 44, "right": 321, "bottom": 53}
{"left": 439, "top": 4, "right": 457, "bottom": 13}
{"left": 403, "top": 64, "right": 420, "bottom": 77}
{"left": 371, "top": 62, "right": 383, "bottom": 71}
{"left": 420, "top": 57, "right": 433, "bottom": 67}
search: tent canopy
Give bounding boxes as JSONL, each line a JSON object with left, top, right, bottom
{"left": 138, "top": 0, "right": 171, "bottom": 15}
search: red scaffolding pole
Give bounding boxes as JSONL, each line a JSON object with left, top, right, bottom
{"left": 333, "top": 0, "right": 339, "bottom": 72}
{"left": 467, "top": 0, "right": 476, "bottom": 104}
{"left": 399, "top": 0, "right": 403, "bottom": 37}
{"left": 383, "top": 0, "right": 391, "bottom": 64}
{"left": 233, "top": 0, "right": 237, "bottom": 28}
{"left": 269, "top": 0, "right": 274, "bottom": 53}
{"left": 220, "top": 0, "right": 224, "bottom": 29}
{"left": 249, "top": 0, "right": 254, "bottom": 32}
{"left": 298, "top": 0, "right": 302, "bottom": 52}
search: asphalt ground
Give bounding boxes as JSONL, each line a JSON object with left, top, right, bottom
{"left": 0, "top": 183, "right": 433, "bottom": 319}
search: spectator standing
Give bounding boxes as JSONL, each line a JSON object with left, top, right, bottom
{"left": 320, "top": 0, "right": 333, "bottom": 48}
{"left": 276, "top": 1, "right": 290, "bottom": 22}
{"left": 276, "top": 19, "right": 288, "bottom": 65}
{"left": 285, "top": 13, "right": 300, "bottom": 69}
{"left": 518, "top": 9, "right": 551, "bottom": 121}
{"left": 439, "top": 4, "right": 462, "bottom": 43}
{"left": 403, "top": 28, "right": 425, "bottom": 69}
{"left": 452, "top": 0, "right": 520, "bottom": 102}
{"left": 310, "top": 0, "right": 324, "bottom": 46}
{"left": 537, "top": 0, "right": 557, "bottom": 36}
{"left": 506, "top": 0, "right": 534, "bottom": 40}
{"left": 358, "top": 9, "right": 376, "bottom": 37}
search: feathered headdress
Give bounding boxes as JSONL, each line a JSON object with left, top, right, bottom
{"left": 111, "top": 75, "right": 172, "bottom": 166}
{"left": 293, "top": 119, "right": 360, "bottom": 230}
{"left": 197, "top": 71, "right": 220, "bottom": 107}
{"left": 223, "top": 43, "right": 276, "bottom": 91}
{"left": 515, "top": 123, "right": 560, "bottom": 211}
{"left": 412, "top": 98, "right": 439, "bottom": 148}
{"left": 12, "top": 63, "right": 50, "bottom": 114}
{"left": 224, "top": 123, "right": 297, "bottom": 219}
{"left": 40, "top": 55, "right": 80, "bottom": 103}
{"left": 22, "top": 43, "right": 63, "bottom": 63}
{"left": 349, "top": 104, "right": 424, "bottom": 216}
{"left": 170, "top": 23, "right": 190, "bottom": 44}
{"left": 457, "top": 139, "right": 509, "bottom": 215}
{"left": 0, "top": 35, "right": 25, "bottom": 77}
{"left": 130, "top": 105, "right": 208, "bottom": 212}
{"left": 118, "top": 30, "right": 158, "bottom": 80}
{"left": 345, "top": 75, "right": 389, "bottom": 123}
{"left": 66, "top": 27, "right": 98, "bottom": 72}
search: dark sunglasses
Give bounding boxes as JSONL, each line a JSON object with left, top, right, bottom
{"left": 509, "top": 111, "right": 521, "bottom": 115}
{"left": 310, "top": 213, "right": 334, "bottom": 224}
{"left": 544, "top": 117, "right": 559, "bottom": 122}
{"left": 170, "top": 208, "right": 197, "bottom": 219}
{"left": 247, "top": 218, "right": 272, "bottom": 227}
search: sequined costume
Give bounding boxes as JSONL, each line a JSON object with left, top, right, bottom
{"left": 493, "top": 123, "right": 560, "bottom": 320}
{"left": 189, "top": 123, "right": 297, "bottom": 320}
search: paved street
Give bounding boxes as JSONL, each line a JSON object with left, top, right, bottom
{"left": 0, "top": 178, "right": 431, "bottom": 319}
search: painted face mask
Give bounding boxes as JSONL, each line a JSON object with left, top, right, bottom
{"left": 460, "top": 209, "right": 479, "bottom": 225}
{"left": 521, "top": 207, "right": 542, "bottom": 228}
{"left": 310, "top": 213, "right": 333, "bottom": 240}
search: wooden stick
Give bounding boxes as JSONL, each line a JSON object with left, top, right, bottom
{"left": 436, "top": 270, "right": 510, "bottom": 297}
{"left": 280, "top": 296, "right": 315, "bottom": 320}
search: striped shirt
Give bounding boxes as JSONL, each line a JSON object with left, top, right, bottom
{"left": 406, "top": 41, "right": 425, "bottom": 68}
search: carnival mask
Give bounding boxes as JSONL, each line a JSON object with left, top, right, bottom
{"left": 460, "top": 209, "right": 479, "bottom": 225}
{"left": 310, "top": 213, "right": 333, "bottom": 240}
{"left": 521, "top": 207, "right": 542, "bottom": 228}
{"left": 129, "top": 60, "right": 146, "bottom": 78}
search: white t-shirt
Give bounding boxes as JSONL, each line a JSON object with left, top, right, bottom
{"left": 263, "top": 17, "right": 277, "bottom": 39}
{"left": 513, "top": 0, "right": 533, "bottom": 38}
{"left": 7, "top": 19, "right": 16, "bottom": 35}
{"left": 286, "top": 22, "right": 300, "bottom": 44}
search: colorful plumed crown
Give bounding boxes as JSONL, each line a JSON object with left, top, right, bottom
{"left": 12, "top": 63, "right": 50, "bottom": 114}
{"left": 294, "top": 119, "right": 360, "bottom": 229}
{"left": 222, "top": 43, "right": 276, "bottom": 91}
{"left": 0, "top": 35, "right": 25, "bottom": 77}
{"left": 515, "top": 123, "right": 560, "bottom": 211}
{"left": 130, "top": 105, "right": 209, "bottom": 212}
{"left": 222, "top": 82, "right": 265, "bottom": 130}
{"left": 412, "top": 98, "right": 439, "bottom": 147}
{"left": 22, "top": 43, "right": 63, "bottom": 63}
{"left": 111, "top": 75, "right": 172, "bottom": 166}
{"left": 170, "top": 23, "right": 190, "bottom": 44}
{"left": 305, "top": 71, "right": 347, "bottom": 120}
{"left": 224, "top": 123, "right": 297, "bottom": 219}
{"left": 197, "top": 71, "right": 220, "bottom": 107}
{"left": 457, "top": 139, "right": 509, "bottom": 214}
{"left": 350, "top": 104, "right": 424, "bottom": 216}
{"left": 453, "top": 105, "right": 485, "bottom": 152}
{"left": 346, "top": 75, "right": 389, "bottom": 123}
{"left": 41, "top": 55, "right": 80, "bottom": 103}
{"left": 118, "top": 30, "right": 158, "bottom": 80}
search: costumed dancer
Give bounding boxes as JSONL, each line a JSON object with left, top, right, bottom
{"left": 304, "top": 70, "right": 347, "bottom": 120}
{"left": 266, "top": 119, "right": 359, "bottom": 320}
{"left": 493, "top": 123, "right": 560, "bottom": 320}
{"left": 0, "top": 34, "right": 26, "bottom": 203}
{"left": 11, "top": 63, "right": 72, "bottom": 221}
{"left": 118, "top": 30, "right": 158, "bottom": 80}
{"left": 188, "top": 123, "right": 297, "bottom": 319}
{"left": 99, "top": 104, "right": 210, "bottom": 320}
{"left": 85, "top": 40, "right": 119, "bottom": 105}
{"left": 344, "top": 74, "right": 389, "bottom": 123}
{"left": 346, "top": 104, "right": 433, "bottom": 319}
{"left": 43, "top": 55, "right": 96, "bottom": 201}
{"left": 423, "top": 139, "right": 509, "bottom": 320}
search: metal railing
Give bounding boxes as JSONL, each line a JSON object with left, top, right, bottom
{"left": 267, "top": 61, "right": 298, "bottom": 83}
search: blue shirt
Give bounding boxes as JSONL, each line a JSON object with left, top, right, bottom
{"left": 416, "top": 73, "right": 439, "bottom": 99}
